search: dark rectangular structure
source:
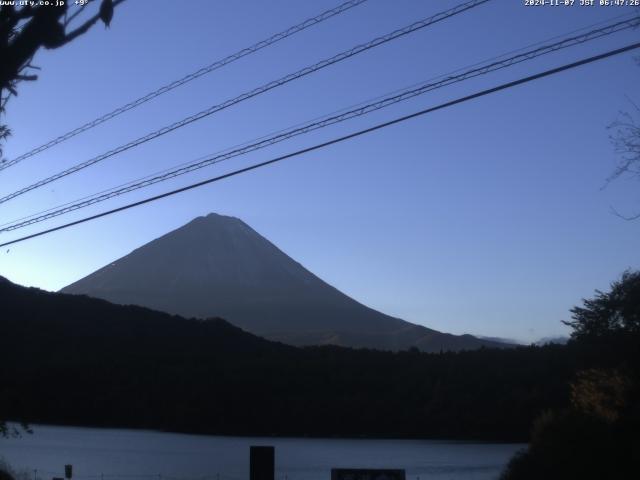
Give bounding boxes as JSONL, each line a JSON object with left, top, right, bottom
{"left": 250, "top": 446, "right": 274, "bottom": 480}
{"left": 331, "top": 469, "right": 406, "bottom": 480}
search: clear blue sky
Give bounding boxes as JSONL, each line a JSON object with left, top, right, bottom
{"left": 1, "top": 0, "right": 639, "bottom": 342}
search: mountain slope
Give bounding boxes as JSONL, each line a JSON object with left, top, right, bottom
{"left": 61, "top": 213, "right": 507, "bottom": 352}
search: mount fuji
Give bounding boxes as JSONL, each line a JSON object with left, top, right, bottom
{"left": 61, "top": 213, "right": 507, "bottom": 352}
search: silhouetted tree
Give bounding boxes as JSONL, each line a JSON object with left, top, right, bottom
{"left": 501, "top": 367, "right": 638, "bottom": 480}
{"left": 0, "top": 0, "right": 126, "bottom": 162}
{"left": 502, "top": 271, "right": 640, "bottom": 479}
{"left": 563, "top": 270, "right": 640, "bottom": 341}
{"left": 0, "top": 0, "right": 125, "bottom": 433}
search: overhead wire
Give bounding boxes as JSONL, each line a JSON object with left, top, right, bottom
{"left": 4, "top": 8, "right": 636, "bottom": 232}
{"left": 0, "top": 0, "right": 370, "bottom": 171}
{"left": 0, "top": 0, "right": 491, "bottom": 205}
{"left": 2, "top": 40, "right": 639, "bottom": 248}
{"left": 1, "top": 15, "right": 638, "bottom": 233}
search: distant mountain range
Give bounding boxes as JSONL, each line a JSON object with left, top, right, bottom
{"left": 478, "top": 335, "right": 570, "bottom": 346}
{"left": 61, "top": 213, "right": 509, "bottom": 352}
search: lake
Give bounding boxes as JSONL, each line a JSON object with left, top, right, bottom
{"left": 0, "top": 425, "right": 525, "bottom": 480}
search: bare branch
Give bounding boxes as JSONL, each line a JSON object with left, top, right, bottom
{"left": 64, "top": 4, "right": 87, "bottom": 27}
{"left": 609, "top": 206, "right": 640, "bottom": 221}
{"left": 607, "top": 101, "right": 640, "bottom": 184}
{"left": 57, "top": 0, "right": 127, "bottom": 47}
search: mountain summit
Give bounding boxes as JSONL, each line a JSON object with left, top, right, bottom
{"left": 62, "top": 213, "right": 505, "bottom": 352}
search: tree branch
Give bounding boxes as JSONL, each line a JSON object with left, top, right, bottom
{"left": 56, "top": 0, "right": 127, "bottom": 47}
{"left": 14, "top": 74, "right": 38, "bottom": 81}
{"left": 64, "top": 4, "right": 87, "bottom": 27}
{"left": 610, "top": 206, "right": 640, "bottom": 221}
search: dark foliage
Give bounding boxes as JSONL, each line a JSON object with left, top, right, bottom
{"left": 501, "top": 409, "right": 636, "bottom": 480}
{"left": 0, "top": 0, "right": 124, "bottom": 162}
{"left": 0, "top": 470, "right": 13, "bottom": 480}
{"left": 0, "top": 276, "right": 629, "bottom": 441}
{"left": 564, "top": 270, "right": 640, "bottom": 340}
{"left": 0, "top": 0, "right": 123, "bottom": 93}
{"left": 502, "top": 270, "right": 640, "bottom": 479}
{"left": 501, "top": 373, "right": 640, "bottom": 480}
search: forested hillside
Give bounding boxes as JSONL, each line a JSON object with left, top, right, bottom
{"left": 1, "top": 275, "right": 632, "bottom": 441}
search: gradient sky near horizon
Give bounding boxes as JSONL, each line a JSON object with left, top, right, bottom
{"left": 1, "top": 0, "right": 639, "bottom": 342}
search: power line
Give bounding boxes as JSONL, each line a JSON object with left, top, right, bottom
{"left": 0, "top": 0, "right": 369, "bottom": 172}
{"left": 2, "top": 40, "right": 638, "bottom": 249}
{"left": 0, "top": 0, "right": 491, "bottom": 205}
{"left": 4, "top": 10, "right": 636, "bottom": 232}
{"left": 1, "top": 15, "right": 637, "bottom": 233}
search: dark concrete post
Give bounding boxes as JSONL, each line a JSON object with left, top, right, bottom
{"left": 250, "top": 446, "right": 274, "bottom": 480}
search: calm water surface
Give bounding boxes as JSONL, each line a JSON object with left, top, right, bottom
{"left": 0, "top": 425, "right": 524, "bottom": 480}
